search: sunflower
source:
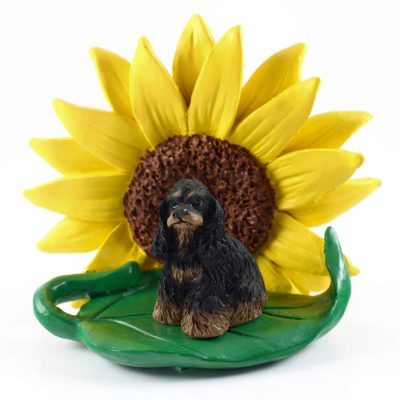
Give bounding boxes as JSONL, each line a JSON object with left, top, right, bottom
{"left": 25, "top": 15, "right": 380, "bottom": 300}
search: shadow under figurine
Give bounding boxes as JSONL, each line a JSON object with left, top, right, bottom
{"left": 152, "top": 178, "right": 267, "bottom": 339}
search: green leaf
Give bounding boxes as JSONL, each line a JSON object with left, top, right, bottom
{"left": 33, "top": 227, "right": 351, "bottom": 370}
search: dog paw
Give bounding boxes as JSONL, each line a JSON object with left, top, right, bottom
{"left": 181, "top": 308, "right": 231, "bottom": 338}
{"left": 230, "top": 296, "right": 266, "bottom": 327}
{"left": 152, "top": 296, "right": 182, "bottom": 326}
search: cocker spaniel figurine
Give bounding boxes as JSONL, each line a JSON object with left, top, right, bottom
{"left": 152, "top": 178, "right": 267, "bottom": 339}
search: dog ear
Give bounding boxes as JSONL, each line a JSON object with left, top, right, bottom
{"left": 152, "top": 199, "right": 170, "bottom": 260}
{"left": 197, "top": 195, "right": 225, "bottom": 246}
{"left": 207, "top": 195, "right": 225, "bottom": 229}
{"left": 213, "top": 199, "right": 225, "bottom": 229}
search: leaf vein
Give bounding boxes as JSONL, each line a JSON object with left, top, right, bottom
{"left": 105, "top": 319, "right": 209, "bottom": 359}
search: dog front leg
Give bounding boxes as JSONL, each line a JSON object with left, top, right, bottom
{"left": 153, "top": 267, "right": 183, "bottom": 326}
{"left": 181, "top": 282, "right": 233, "bottom": 338}
{"left": 181, "top": 307, "right": 232, "bottom": 338}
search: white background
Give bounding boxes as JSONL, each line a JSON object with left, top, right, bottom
{"left": 1, "top": 0, "right": 399, "bottom": 398}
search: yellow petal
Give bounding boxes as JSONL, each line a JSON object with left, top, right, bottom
{"left": 173, "top": 15, "right": 214, "bottom": 104}
{"left": 282, "top": 111, "right": 372, "bottom": 153}
{"left": 255, "top": 253, "right": 297, "bottom": 294}
{"left": 258, "top": 212, "right": 327, "bottom": 276}
{"left": 289, "top": 178, "right": 381, "bottom": 226}
{"left": 229, "top": 78, "right": 320, "bottom": 163}
{"left": 268, "top": 149, "right": 364, "bottom": 210}
{"left": 130, "top": 37, "right": 187, "bottom": 147}
{"left": 30, "top": 138, "right": 113, "bottom": 174}
{"left": 85, "top": 221, "right": 147, "bottom": 272}
{"left": 53, "top": 100, "right": 148, "bottom": 172}
{"left": 90, "top": 47, "right": 132, "bottom": 116}
{"left": 281, "top": 269, "right": 331, "bottom": 295}
{"left": 140, "top": 257, "right": 163, "bottom": 272}
{"left": 71, "top": 299, "right": 89, "bottom": 309}
{"left": 344, "top": 255, "right": 360, "bottom": 275}
{"left": 188, "top": 26, "right": 242, "bottom": 139}
{"left": 236, "top": 43, "right": 306, "bottom": 122}
{"left": 24, "top": 171, "right": 130, "bottom": 221}
{"left": 38, "top": 217, "right": 117, "bottom": 253}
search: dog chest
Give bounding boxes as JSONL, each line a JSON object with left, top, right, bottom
{"left": 171, "top": 264, "right": 203, "bottom": 284}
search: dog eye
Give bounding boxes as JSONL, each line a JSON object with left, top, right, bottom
{"left": 170, "top": 201, "right": 178, "bottom": 209}
{"left": 190, "top": 199, "right": 203, "bottom": 208}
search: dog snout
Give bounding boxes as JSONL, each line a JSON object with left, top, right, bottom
{"left": 173, "top": 208, "right": 189, "bottom": 219}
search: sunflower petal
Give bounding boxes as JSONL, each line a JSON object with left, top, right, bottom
{"left": 139, "top": 257, "right": 163, "bottom": 272}
{"left": 344, "top": 255, "right": 360, "bottom": 275}
{"left": 53, "top": 100, "right": 148, "bottom": 172}
{"left": 38, "top": 217, "right": 117, "bottom": 253}
{"left": 130, "top": 37, "right": 187, "bottom": 147}
{"left": 258, "top": 212, "right": 327, "bottom": 276}
{"left": 71, "top": 299, "right": 89, "bottom": 309}
{"left": 268, "top": 149, "right": 364, "bottom": 210}
{"left": 289, "top": 178, "right": 381, "bottom": 226}
{"left": 281, "top": 269, "right": 331, "bottom": 295}
{"left": 255, "top": 253, "right": 297, "bottom": 294}
{"left": 188, "top": 26, "right": 242, "bottom": 139}
{"left": 85, "top": 221, "right": 148, "bottom": 272}
{"left": 236, "top": 43, "right": 306, "bottom": 122}
{"left": 173, "top": 15, "right": 214, "bottom": 104}
{"left": 90, "top": 47, "right": 132, "bottom": 116}
{"left": 30, "top": 138, "right": 113, "bottom": 174}
{"left": 24, "top": 171, "right": 130, "bottom": 221}
{"left": 282, "top": 111, "right": 372, "bottom": 153}
{"left": 229, "top": 78, "right": 319, "bottom": 163}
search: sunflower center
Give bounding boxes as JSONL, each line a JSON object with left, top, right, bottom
{"left": 123, "top": 134, "right": 276, "bottom": 256}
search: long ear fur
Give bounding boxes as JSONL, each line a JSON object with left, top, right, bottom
{"left": 201, "top": 195, "right": 225, "bottom": 242}
{"left": 213, "top": 198, "right": 225, "bottom": 230}
{"left": 152, "top": 199, "right": 171, "bottom": 260}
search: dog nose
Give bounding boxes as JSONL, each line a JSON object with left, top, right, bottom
{"left": 173, "top": 208, "right": 189, "bottom": 219}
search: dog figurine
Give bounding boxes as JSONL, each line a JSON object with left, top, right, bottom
{"left": 152, "top": 178, "right": 267, "bottom": 338}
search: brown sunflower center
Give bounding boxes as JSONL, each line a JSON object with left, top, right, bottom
{"left": 123, "top": 134, "right": 276, "bottom": 255}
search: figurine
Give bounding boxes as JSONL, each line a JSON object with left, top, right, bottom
{"left": 152, "top": 179, "right": 267, "bottom": 338}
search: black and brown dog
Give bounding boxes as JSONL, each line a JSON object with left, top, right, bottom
{"left": 152, "top": 178, "right": 267, "bottom": 338}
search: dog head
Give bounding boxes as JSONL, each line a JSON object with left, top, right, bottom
{"left": 152, "top": 179, "right": 224, "bottom": 259}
